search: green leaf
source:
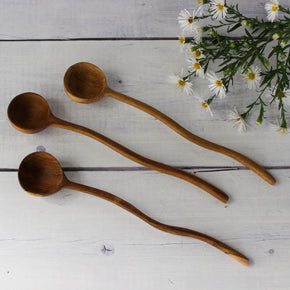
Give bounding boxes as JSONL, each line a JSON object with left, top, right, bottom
{"left": 227, "top": 23, "right": 241, "bottom": 32}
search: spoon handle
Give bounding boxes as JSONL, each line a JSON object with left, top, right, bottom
{"left": 51, "top": 116, "right": 228, "bottom": 203}
{"left": 106, "top": 88, "right": 275, "bottom": 186}
{"left": 65, "top": 181, "right": 248, "bottom": 266}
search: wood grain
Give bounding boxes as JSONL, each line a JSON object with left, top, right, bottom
{"left": 17, "top": 151, "right": 247, "bottom": 265}
{"left": 63, "top": 61, "right": 275, "bottom": 185}
{"left": 1, "top": 41, "right": 289, "bottom": 170}
{"left": 0, "top": 0, "right": 289, "bottom": 39}
{"left": 1, "top": 169, "right": 290, "bottom": 289}
{"left": 52, "top": 116, "right": 229, "bottom": 203}
{"left": 107, "top": 88, "right": 276, "bottom": 185}
{"left": 65, "top": 181, "right": 248, "bottom": 265}
{"left": 8, "top": 92, "right": 229, "bottom": 202}
{"left": 0, "top": 0, "right": 290, "bottom": 287}
{"left": 17, "top": 151, "right": 246, "bottom": 265}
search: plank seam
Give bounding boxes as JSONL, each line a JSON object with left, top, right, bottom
{"left": 0, "top": 37, "right": 245, "bottom": 42}
{"left": 0, "top": 165, "right": 288, "bottom": 173}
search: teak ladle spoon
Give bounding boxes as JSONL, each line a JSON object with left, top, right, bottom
{"left": 63, "top": 62, "right": 275, "bottom": 186}
{"left": 18, "top": 151, "right": 249, "bottom": 266}
{"left": 8, "top": 92, "right": 228, "bottom": 203}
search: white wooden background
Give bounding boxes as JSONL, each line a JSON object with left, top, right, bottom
{"left": 1, "top": 1, "right": 290, "bottom": 289}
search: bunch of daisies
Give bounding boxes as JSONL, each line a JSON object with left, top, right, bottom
{"left": 172, "top": 0, "right": 290, "bottom": 134}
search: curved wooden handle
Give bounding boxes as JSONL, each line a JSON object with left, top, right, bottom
{"left": 106, "top": 88, "right": 275, "bottom": 186}
{"left": 50, "top": 115, "right": 228, "bottom": 203}
{"left": 65, "top": 181, "right": 248, "bottom": 266}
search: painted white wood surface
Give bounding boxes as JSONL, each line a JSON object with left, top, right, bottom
{"left": 0, "top": 169, "right": 290, "bottom": 290}
{"left": 1, "top": 41, "right": 289, "bottom": 171}
{"left": 0, "top": 0, "right": 290, "bottom": 289}
{"left": 0, "top": 0, "right": 288, "bottom": 39}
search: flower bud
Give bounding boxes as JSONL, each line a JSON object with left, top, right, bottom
{"left": 280, "top": 40, "right": 287, "bottom": 48}
{"left": 241, "top": 20, "right": 247, "bottom": 26}
{"left": 263, "top": 59, "right": 269, "bottom": 67}
{"left": 272, "top": 33, "right": 280, "bottom": 40}
{"left": 281, "top": 53, "right": 286, "bottom": 59}
{"left": 230, "top": 42, "right": 235, "bottom": 48}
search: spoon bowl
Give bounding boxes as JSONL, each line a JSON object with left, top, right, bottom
{"left": 7, "top": 92, "right": 51, "bottom": 133}
{"left": 18, "top": 152, "right": 65, "bottom": 196}
{"left": 64, "top": 62, "right": 107, "bottom": 103}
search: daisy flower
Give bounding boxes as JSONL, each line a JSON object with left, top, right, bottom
{"left": 210, "top": 0, "right": 228, "bottom": 20}
{"left": 228, "top": 107, "right": 247, "bottom": 132}
{"left": 169, "top": 74, "right": 193, "bottom": 95}
{"left": 269, "top": 120, "right": 288, "bottom": 135}
{"left": 272, "top": 122, "right": 288, "bottom": 135}
{"left": 206, "top": 71, "right": 226, "bottom": 99}
{"left": 178, "top": 9, "right": 200, "bottom": 34}
{"left": 277, "top": 126, "right": 288, "bottom": 135}
{"left": 242, "top": 66, "right": 262, "bottom": 90}
{"left": 178, "top": 36, "right": 187, "bottom": 52}
{"left": 191, "top": 48, "right": 205, "bottom": 59}
{"left": 187, "top": 58, "right": 204, "bottom": 78}
{"left": 196, "top": 96, "right": 214, "bottom": 116}
{"left": 178, "top": 36, "right": 185, "bottom": 45}
{"left": 265, "top": 0, "right": 279, "bottom": 22}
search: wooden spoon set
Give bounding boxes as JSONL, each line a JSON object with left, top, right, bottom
{"left": 7, "top": 62, "right": 276, "bottom": 266}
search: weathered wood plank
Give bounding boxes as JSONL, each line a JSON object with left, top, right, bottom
{"left": 1, "top": 40, "right": 289, "bottom": 170}
{"left": 0, "top": 169, "right": 289, "bottom": 289}
{"left": 0, "top": 1, "right": 289, "bottom": 289}
{"left": 0, "top": 0, "right": 288, "bottom": 39}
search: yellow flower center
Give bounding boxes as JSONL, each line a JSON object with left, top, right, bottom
{"left": 215, "top": 80, "right": 222, "bottom": 88}
{"left": 187, "top": 17, "right": 194, "bottom": 24}
{"left": 236, "top": 118, "right": 241, "bottom": 122}
{"left": 178, "top": 79, "right": 186, "bottom": 87}
{"left": 194, "top": 62, "right": 201, "bottom": 70}
{"left": 278, "top": 128, "right": 286, "bottom": 135}
{"left": 201, "top": 101, "right": 208, "bottom": 109}
{"left": 271, "top": 5, "right": 278, "bottom": 12}
{"left": 217, "top": 3, "right": 224, "bottom": 11}
{"left": 197, "top": 0, "right": 202, "bottom": 4}
{"left": 194, "top": 50, "right": 201, "bottom": 58}
{"left": 277, "top": 91, "right": 285, "bottom": 98}
{"left": 179, "top": 36, "right": 185, "bottom": 44}
{"left": 248, "top": 72, "right": 255, "bottom": 80}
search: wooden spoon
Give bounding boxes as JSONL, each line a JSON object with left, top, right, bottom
{"left": 63, "top": 62, "right": 275, "bottom": 186}
{"left": 7, "top": 92, "right": 228, "bottom": 203}
{"left": 18, "top": 151, "right": 249, "bottom": 266}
